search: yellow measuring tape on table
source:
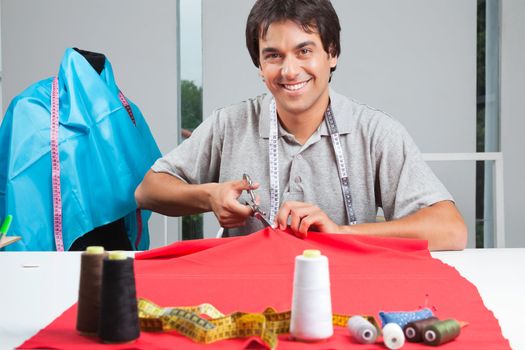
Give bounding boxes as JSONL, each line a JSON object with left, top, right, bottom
{"left": 138, "top": 298, "right": 379, "bottom": 349}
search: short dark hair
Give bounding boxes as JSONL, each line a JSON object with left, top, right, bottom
{"left": 245, "top": 0, "right": 341, "bottom": 73}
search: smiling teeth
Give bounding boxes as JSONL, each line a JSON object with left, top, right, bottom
{"left": 284, "top": 81, "right": 308, "bottom": 91}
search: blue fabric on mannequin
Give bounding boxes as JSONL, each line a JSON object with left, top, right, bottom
{"left": 0, "top": 48, "right": 161, "bottom": 251}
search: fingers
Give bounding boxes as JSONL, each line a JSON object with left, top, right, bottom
{"left": 210, "top": 177, "right": 265, "bottom": 229}
{"left": 288, "top": 203, "right": 312, "bottom": 238}
{"left": 277, "top": 201, "right": 338, "bottom": 238}
{"left": 277, "top": 202, "right": 313, "bottom": 238}
{"left": 233, "top": 179, "right": 260, "bottom": 192}
{"left": 210, "top": 180, "right": 256, "bottom": 228}
{"left": 227, "top": 197, "right": 254, "bottom": 217}
{"left": 220, "top": 217, "right": 247, "bottom": 228}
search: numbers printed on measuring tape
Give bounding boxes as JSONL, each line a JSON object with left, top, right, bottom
{"left": 267, "top": 99, "right": 357, "bottom": 225}
{"left": 137, "top": 298, "right": 379, "bottom": 350}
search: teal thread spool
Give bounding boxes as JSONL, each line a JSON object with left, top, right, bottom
{"left": 404, "top": 317, "right": 439, "bottom": 342}
{"left": 423, "top": 319, "right": 461, "bottom": 346}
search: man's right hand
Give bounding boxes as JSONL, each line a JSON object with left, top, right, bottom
{"left": 208, "top": 179, "right": 259, "bottom": 228}
{"left": 136, "top": 171, "right": 261, "bottom": 228}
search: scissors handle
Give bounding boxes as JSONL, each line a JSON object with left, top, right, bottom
{"left": 243, "top": 174, "right": 257, "bottom": 204}
{"left": 242, "top": 173, "right": 273, "bottom": 229}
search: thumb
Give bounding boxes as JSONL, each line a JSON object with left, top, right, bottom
{"left": 231, "top": 179, "right": 251, "bottom": 193}
{"left": 232, "top": 178, "right": 260, "bottom": 191}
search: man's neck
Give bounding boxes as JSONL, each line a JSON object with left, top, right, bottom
{"left": 276, "top": 95, "right": 329, "bottom": 145}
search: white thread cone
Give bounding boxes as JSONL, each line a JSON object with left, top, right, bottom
{"left": 290, "top": 250, "right": 333, "bottom": 341}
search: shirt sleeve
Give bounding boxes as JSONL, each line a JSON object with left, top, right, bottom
{"left": 151, "top": 110, "right": 223, "bottom": 184}
{"left": 374, "top": 119, "right": 453, "bottom": 220}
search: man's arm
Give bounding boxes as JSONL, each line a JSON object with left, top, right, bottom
{"left": 340, "top": 201, "right": 467, "bottom": 251}
{"left": 276, "top": 200, "right": 467, "bottom": 251}
{"left": 135, "top": 170, "right": 256, "bottom": 228}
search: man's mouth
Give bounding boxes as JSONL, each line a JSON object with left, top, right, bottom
{"left": 281, "top": 79, "right": 311, "bottom": 91}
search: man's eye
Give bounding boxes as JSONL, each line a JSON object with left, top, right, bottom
{"left": 265, "top": 53, "right": 281, "bottom": 60}
{"left": 299, "top": 48, "right": 311, "bottom": 56}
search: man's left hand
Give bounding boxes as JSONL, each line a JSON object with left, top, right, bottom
{"left": 275, "top": 201, "right": 340, "bottom": 238}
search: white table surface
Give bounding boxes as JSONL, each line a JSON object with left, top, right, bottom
{"left": 0, "top": 249, "right": 523, "bottom": 350}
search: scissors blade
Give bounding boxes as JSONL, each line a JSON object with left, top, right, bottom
{"left": 242, "top": 173, "right": 275, "bottom": 231}
{"left": 254, "top": 211, "right": 274, "bottom": 229}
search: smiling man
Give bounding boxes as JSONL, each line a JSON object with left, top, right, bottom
{"left": 135, "top": 0, "right": 467, "bottom": 251}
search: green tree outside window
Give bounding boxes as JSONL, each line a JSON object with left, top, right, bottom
{"left": 181, "top": 80, "right": 203, "bottom": 240}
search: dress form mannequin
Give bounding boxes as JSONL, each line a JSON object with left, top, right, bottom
{"left": 68, "top": 48, "right": 133, "bottom": 251}
{"left": 73, "top": 47, "right": 106, "bottom": 74}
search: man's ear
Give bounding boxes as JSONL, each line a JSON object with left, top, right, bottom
{"left": 258, "top": 66, "right": 266, "bottom": 82}
{"left": 259, "top": 66, "right": 266, "bottom": 79}
{"left": 328, "top": 45, "right": 338, "bottom": 68}
{"left": 329, "top": 55, "right": 338, "bottom": 69}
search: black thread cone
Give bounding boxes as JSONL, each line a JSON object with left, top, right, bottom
{"left": 98, "top": 257, "right": 140, "bottom": 343}
{"left": 76, "top": 251, "right": 107, "bottom": 334}
{"left": 403, "top": 317, "right": 439, "bottom": 342}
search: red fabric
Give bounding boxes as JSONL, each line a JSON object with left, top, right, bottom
{"left": 20, "top": 228, "right": 510, "bottom": 349}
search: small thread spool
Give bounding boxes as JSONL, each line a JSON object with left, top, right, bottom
{"left": 347, "top": 315, "right": 378, "bottom": 344}
{"left": 423, "top": 319, "right": 461, "bottom": 346}
{"left": 403, "top": 316, "right": 439, "bottom": 342}
{"left": 383, "top": 323, "right": 405, "bottom": 350}
{"left": 290, "top": 249, "right": 333, "bottom": 341}
{"left": 98, "top": 251, "right": 140, "bottom": 343}
{"left": 76, "top": 246, "right": 107, "bottom": 336}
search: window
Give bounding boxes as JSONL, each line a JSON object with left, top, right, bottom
{"left": 476, "top": 0, "right": 500, "bottom": 248}
{"left": 179, "top": 0, "right": 203, "bottom": 240}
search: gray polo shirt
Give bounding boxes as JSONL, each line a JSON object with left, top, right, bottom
{"left": 152, "top": 89, "right": 452, "bottom": 236}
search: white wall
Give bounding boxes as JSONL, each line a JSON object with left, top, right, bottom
{"left": 0, "top": 0, "right": 180, "bottom": 248}
{"left": 501, "top": 0, "right": 525, "bottom": 247}
{"left": 333, "top": 0, "right": 477, "bottom": 247}
{"left": 202, "top": 0, "right": 264, "bottom": 117}
{"left": 202, "top": 0, "right": 478, "bottom": 246}
{"left": 3, "top": 1, "right": 523, "bottom": 248}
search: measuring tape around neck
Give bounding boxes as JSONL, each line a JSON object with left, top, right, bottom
{"left": 50, "top": 77, "right": 141, "bottom": 251}
{"left": 268, "top": 101, "right": 281, "bottom": 224}
{"left": 267, "top": 98, "right": 357, "bottom": 225}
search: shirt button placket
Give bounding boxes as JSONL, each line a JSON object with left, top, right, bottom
{"left": 291, "top": 153, "right": 303, "bottom": 191}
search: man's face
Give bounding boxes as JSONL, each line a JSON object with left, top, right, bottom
{"left": 258, "top": 20, "right": 337, "bottom": 118}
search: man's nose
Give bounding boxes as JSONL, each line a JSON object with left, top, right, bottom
{"left": 281, "top": 57, "right": 300, "bottom": 79}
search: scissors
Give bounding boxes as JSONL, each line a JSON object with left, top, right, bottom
{"left": 242, "top": 173, "right": 274, "bottom": 229}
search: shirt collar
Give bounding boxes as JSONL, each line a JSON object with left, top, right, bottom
{"left": 259, "top": 88, "right": 352, "bottom": 139}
